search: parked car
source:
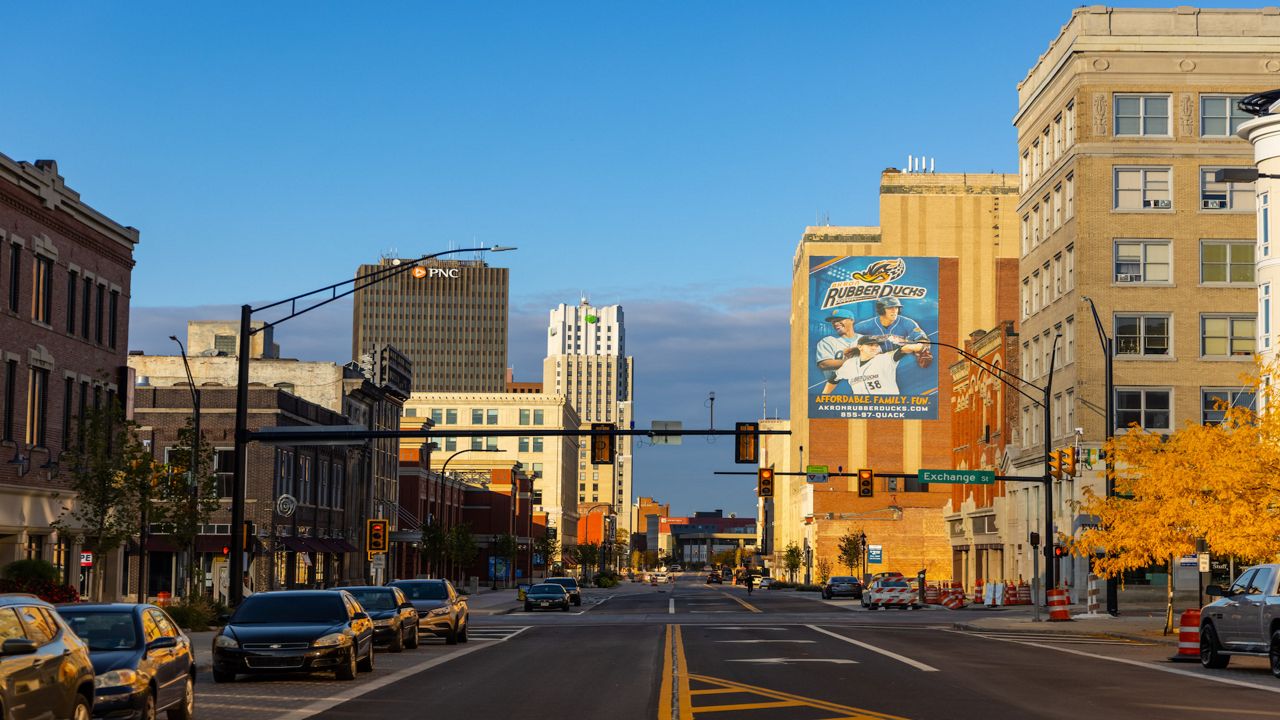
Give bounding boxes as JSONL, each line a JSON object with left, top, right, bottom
{"left": 340, "top": 586, "right": 419, "bottom": 652}
{"left": 705, "top": 572, "right": 723, "bottom": 584}
{"left": 652, "top": 572, "right": 669, "bottom": 585}
{"left": 211, "top": 589, "right": 375, "bottom": 683}
{"left": 542, "top": 577, "right": 582, "bottom": 606}
{"left": 1200, "top": 563, "right": 1280, "bottom": 673}
{"left": 669, "top": 564, "right": 682, "bottom": 573}
{"left": 524, "top": 584, "right": 572, "bottom": 612}
{"left": 386, "top": 579, "right": 469, "bottom": 644}
{"left": 821, "top": 576, "right": 864, "bottom": 600}
{"left": 758, "top": 577, "right": 776, "bottom": 589}
{"left": 59, "top": 602, "right": 195, "bottom": 720}
{"left": 0, "top": 594, "right": 95, "bottom": 720}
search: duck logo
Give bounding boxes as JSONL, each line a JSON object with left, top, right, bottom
{"left": 851, "top": 258, "right": 906, "bottom": 284}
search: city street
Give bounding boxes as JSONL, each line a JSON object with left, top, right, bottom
{"left": 191, "top": 575, "right": 1280, "bottom": 720}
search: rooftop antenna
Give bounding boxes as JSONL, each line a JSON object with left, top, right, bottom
{"left": 762, "top": 379, "right": 767, "bottom": 420}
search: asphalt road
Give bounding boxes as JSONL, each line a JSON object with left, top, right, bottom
{"left": 193, "top": 575, "right": 1280, "bottom": 720}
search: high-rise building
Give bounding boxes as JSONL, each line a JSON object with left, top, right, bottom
{"left": 542, "top": 300, "right": 635, "bottom": 533}
{"left": 1011, "top": 6, "right": 1280, "bottom": 594}
{"left": 352, "top": 258, "right": 508, "bottom": 393}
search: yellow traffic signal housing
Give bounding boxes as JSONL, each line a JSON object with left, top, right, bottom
{"left": 1048, "top": 450, "right": 1062, "bottom": 480}
{"left": 857, "top": 468, "right": 874, "bottom": 498}
{"left": 735, "top": 422, "right": 759, "bottom": 464}
{"left": 1062, "top": 447, "right": 1077, "bottom": 477}
{"left": 367, "top": 519, "right": 389, "bottom": 554}
{"left": 591, "top": 423, "right": 616, "bottom": 464}
{"left": 757, "top": 468, "right": 775, "bottom": 498}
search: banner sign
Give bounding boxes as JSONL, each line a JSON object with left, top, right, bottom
{"left": 808, "top": 256, "right": 939, "bottom": 420}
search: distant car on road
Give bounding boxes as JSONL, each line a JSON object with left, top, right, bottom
{"left": 821, "top": 576, "right": 863, "bottom": 600}
{"left": 59, "top": 602, "right": 195, "bottom": 720}
{"left": 542, "top": 577, "right": 582, "bottom": 606}
{"left": 211, "top": 589, "right": 375, "bottom": 683}
{"left": 669, "top": 564, "right": 682, "bottom": 573}
{"left": 653, "top": 572, "right": 669, "bottom": 585}
{"left": 706, "top": 572, "right": 723, "bottom": 584}
{"left": 340, "top": 586, "right": 419, "bottom": 652}
{"left": 387, "top": 579, "right": 470, "bottom": 644}
{"left": 524, "top": 584, "right": 572, "bottom": 612}
{"left": 758, "top": 577, "right": 776, "bottom": 589}
{"left": 1, "top": 594, "right": 95, "bottom": 720}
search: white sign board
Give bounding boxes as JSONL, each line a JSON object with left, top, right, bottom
{"left": 370, "top": 554, "right": 386, "bottom": 570}
{"left": 1198, "top": 553, "right": 1210, "bottom": 573}
{"left": 80, "top": 552, "right": 94, "bottom": 567}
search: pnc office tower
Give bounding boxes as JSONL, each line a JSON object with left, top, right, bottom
{"left": 543, "top": 300, "right": 634, "bottom": 533}
{"left": 352, "top": 258, "right": 508, "bottom": 393}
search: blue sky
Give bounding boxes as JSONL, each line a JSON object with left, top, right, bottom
{"left": 1, "top": 1, "right": 1233, "bottom": 517}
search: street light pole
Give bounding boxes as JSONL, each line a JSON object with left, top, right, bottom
{"left": 227, "top": 245, "right": 516, "bottom": 606}
{"left": 170, "top": 336, "right": 201, "bottom": 599}
{"left": 1082, "top": 296, "right": 1118, "bottom": 616}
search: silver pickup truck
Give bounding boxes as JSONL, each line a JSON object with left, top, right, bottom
{"left": 1199, "top": 563, "right": 1280, "bottom": 674}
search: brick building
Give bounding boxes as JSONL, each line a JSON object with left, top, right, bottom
{"left": 393, "top": 447, "right": 467, "bottom": 582}
{"left": 0, "top": 154, "right": 138, "bottom": 597}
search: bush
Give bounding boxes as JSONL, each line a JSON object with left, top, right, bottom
{"left": 164, "top": 596, "right": 216, "bottom": 631}
{"left": 2, "top": 559, "right": 60, "bottom": 584}
{"left": 0, "top": 578, "right": 79, "bottom": 604}
{"left": 795, "top": 584, "right": 822, "bottom": 592}
{"left": 767, "top": 581, "right": 795, "bottom": 589}
{"left": 595, "top": 576, "right": 619, "bottom": 588}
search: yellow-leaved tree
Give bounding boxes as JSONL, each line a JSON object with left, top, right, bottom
{"left": 1071, "top": 368, "right": 1280, "bottom": 634}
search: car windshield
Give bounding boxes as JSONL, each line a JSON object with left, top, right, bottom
{"left": 391, "top": 582, "right": 447, "bottom": 600}
{"left": 831, "top": 577, "right": 857, "bottom": 584}
{"left": 61, "top": 611, "right": 138, "bottom": 651}
{"left": 530, "top": 585, "right": 564, "bottom": 594}
{"left": 547, "top": 579, "right": 578, "bottom": 589}
{"left": 232, "top": 594, "right": 346, "bottom": 624}
{"left": 346, "top": 590, "right": 397, "bottom": 611}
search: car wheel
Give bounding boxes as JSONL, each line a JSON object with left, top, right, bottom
{"left": 405, "top": 625, "right": 420, "bottom": 649}
{"left": 212, "top": 668, "right": 236, "bottom": 684}
{"left": 140, "top": 689, "right": 157, "bottom": 720}
{"left": 1270, "top": 631, "right": 1280, "bottom": 678}
{"left": 336, "top": 649, "right": 357, "bottom": 680}
{"left": 72, "top": 694, "right": 91, "bottom": 720}
{"left": 524, "top": 603, "right": 533, "bottom": 612}
{"left": 445, "top": 622, "right": 459, "bottom": 645}
{"left": 573, "top": 596, "right": 581, "bottom": 606}
{"left": 357, "top": 644, "right": 375, "bottom": 672}
{"left": 390, "top": 624, "right": 405, "bottom": 653}
{"left": 458, "top": 622, "right": 468, "bottom": 643}
{"left": 1201, "top": 624, "right": 1230, "bottom": 669}
{"left": 166, "top": 674, "right": 195, "bottom": 720}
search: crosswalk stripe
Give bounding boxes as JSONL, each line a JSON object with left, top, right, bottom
{"left": 970, "top": 631, "right": 1151, "bottom": 646}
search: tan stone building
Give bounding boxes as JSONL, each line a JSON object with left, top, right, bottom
{"left": 785, "top": 170, "right": 1020, "bottom": 581}
{"left": 400, "top": 392, "right": 580, "bottom": 550}
{"left": 1010, "top": 6, "right": 1280, "bottom": 596}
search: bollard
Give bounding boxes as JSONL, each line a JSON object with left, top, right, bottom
{"left": 1086, "top": 574, "right": 1100, "bottom": 616}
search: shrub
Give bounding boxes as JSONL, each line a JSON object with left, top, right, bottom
{"left": 0, "top": 578, "right": 79, "bottom": 604}
{"left": 595, "top": 576, "right": 618, "bottom": 588}
{"left": 164, "top": 596, "right": 216, "bottom": 631}
{"left": 795, "top": 583, "right": 822, "bottom": 592}
{"left": 2, "top": 559, "right": 60, "bottom": 584}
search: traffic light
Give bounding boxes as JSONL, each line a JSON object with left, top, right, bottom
{"left": 1053, "top": 545, "right": 1067, "bottom": 559}
{"left": 756, "top": 468, "right": 775, "bottom": 498}
{"left": 1048, "top": 449, "right": 1062, "bottom": 480}
{"left": 591, "top": 423, "right": 616, "bottom": 465}
{"left": 735, "top": 422, "right": 759, "bottom": 464}
{"left": 1029, "top": 531, "right": 1041, "bottom": 547}
{"left": 221, "top": 545, "right": 230, "bottom": 556}
{"left": 1062, "top": 447, "right": 1077, "bottom": 477}
{"left": 857, "top": 468, "right": 874, "bottom": 498}
{"left": 367, "top": 519, "right": 389, "bottom": 554}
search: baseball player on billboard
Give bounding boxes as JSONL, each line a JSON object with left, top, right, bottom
{"left": 854, "top": 296, "right": 933, "bottom": 368}
{"left": 834, "top": 335, "right": 929, "bottom": 395}
{"left": 815, "top": 308, "right": 861, "bottom": 394}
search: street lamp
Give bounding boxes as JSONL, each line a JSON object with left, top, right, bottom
{"left": 227, "top": 245, "right": 517, "bottom": 605}
{"left": 1081, "top": 296, "right": 1119, "bottom": 617}
{"left": 169, "top": 336, "right": 202, "bottom": 599}
{"left": 439, "top": 447, "right": 502, "bottom": 478}
{"left": 858, "top": 531, "right": 867, "bottom": 582}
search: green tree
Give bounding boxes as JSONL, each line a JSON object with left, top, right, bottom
{"left": 153, "top": 419, "right": 220, "bottom": 598}
{"left": 837, "top": 531, "right": 864, "bottom": 576}
{"left": 816, "top": 557, "right": 833, "bottom": 584}
{"left": 420, "top": 522, "right": 449, "bottom": 578}
{"left": 446, "top": 525, "right": 478, "bottom": 584}
{"left": 573, "top": 543, "right": 600, "bottom": 580}
{"left": 533, "top": 533, "right": 559, "bottom": 577}
{"left": 711, "top": 549, "right": 737, "bottom": 567}
{"left": 493, "top": 533, "right": 519, "bottom": 585}
{"left": 54, "top": 402, "right": 154, "bottom": 601}
{"left": 783, "top": 543, "right": 803, "bottom": 583}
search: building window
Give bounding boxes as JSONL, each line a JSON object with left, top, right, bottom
{"left": 1115, "top": 314, "right": 1170, "bottom": 357}
{"left": 445, "top": 409, "right": 457, "bottom": 424}
{"left": 1200, "top": 96, "right": 1249, "bottom": 137}
{"left": 215, "top": 449, "right": 234, "bottom": 497}
{"left": 532, "top": 490, "right": 543, "bottom": 505}
{"left": 66, "top": 270, "right": 77, "bottom": 334}
{"left": 532, "top": 437, "right": 543, "bottom": 452}
{"left": 275, "top": 448, "right": 295, "bottom": 499}
{"left": 486, "top": 409, "right": 498, "bottom": 425}
{"left": 1065, "top": 245, "right": 1074, "bottom": 289}
{"left": 1114, "top": 240, "right": 1170, "bottom": 284}
{"left": 471, "top": 409, "right": 483, "bottom": 424}
{"left": 25, "top": 367, "right": 48, "bottom": 448}
{"left": 519, "top": 437, "right": 530, "bottom": 452}
{"left": 1020, "top": 151, "right": 1030, "bottom": 189}
{"left": 1041, "top": 264, "right": 1051, "bottom": 304}
{"left": 318, "top": 459, "right": 330, "bottom": 509}
{"left": 1115, "top": 167, "right": 1171, "bottom": 210}
{"left": 1201, "top": 241, "right": 1254, "bottom": 284}
{"left": 94, "top": 284, "right": 104, "bottom": 344}
{"left": 1116, "top": 388, "right": 1172, "bottom": 431}
{"left": 1065, "top": 174, "right": 1074, "bottom": 219}
{"left": 444, "top": 436, "right": 457, "bottom": 451}
{"left": 298, "top": 455, "right": 313, "bottom": 505}
{"left": 1052, "top": 184, "right": 1063, "bottom": 228}
{"left": 485, "top": 437, "right": 498, "bottom": 450}
{"left": 519, "top": 409, "right": 530, "bottom": 425}
{"left": 1262, "top": 193, "right": 1271, "bottom": 259}
{"left": 1264, "top": 283, "right": 1273, "bottom": 351}
{"left": 1202, "top": 388, "right": 1255, "bottom": 425}
{"left": 213, "top": 335, "right": 236, "bottom": 354}
{"left": 1114, "top": 94, "right": 1170, "bottom": 136}
{"left": 7, "top": 243, "right": 20, "bottom": 313}
{"left": 332, "top": 464, "right": 345, "bottom": 509}
{"left": 1200, "top": 168, "right": 1255, "bottom": 211}
{"left": 532, "top": 462, "right": 542, "bottom": 478}
{"left": 533, "top": 409, "right": 545, "bottom": 425}
{"left": 80, "top": 277, "right": 91, "bottom": 339}
{"left": 1021, "top": 215, "right": 1030, "bottom": 255}
{"left": 2, "top": 360, "right": 15, "bottom": 441}
{"left": 471, "top": 436, "right": 484, "bottom": 451}
{"left": 1065, "top": 100, "right": 1076, "bottom": 146}
{"left": 1031, "top": 271, "right": 1041, "bottom": 314}
{"left": 30, "top": 256, "right": 51, "bottom": 325}
{"left": 108, "top": 290, "right": 119, "bottom": 349}
{"left": 1201, "top": 314, "right": 1255, "bottom": 357}
{"left": 61, "top": 377, "right": 73, "bottom": 451}
{"left": 1065, "top": 316, "right": 1075, "bottom": 363}
{"left": 430, "top": 409, "right": 443, "bottom": 425}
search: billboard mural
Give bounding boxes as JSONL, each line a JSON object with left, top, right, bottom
{"left": 808, "top": 256, "right": 939, "bottom": 420}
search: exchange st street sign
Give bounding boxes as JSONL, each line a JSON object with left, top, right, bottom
{"left": 919, "top": 469, "right": 995, "bottom": 485}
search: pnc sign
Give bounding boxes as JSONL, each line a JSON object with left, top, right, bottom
{"left": 412, "top": 266, "right": 461, "bottom": 279}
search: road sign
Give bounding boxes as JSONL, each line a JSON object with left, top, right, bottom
{"left": 1198, "top": 553, "right": 1210, "bottom": 573}
{"left": 651, "top": 420, "right": 682, "bottom": 445}
{"left": 1179, "top": 554, "right": 1198, "bottom": 568}
{"left": 919, "top": 469, "right": 995, "bottom": 485}
{"left": 806, "top": 473, "right": 829, "bottom": 483}
{"left": 80, "top": 552, "right": 94, "bottom": 567}
{"left": 867, "top": 545, "right": 883, "bottom": 564}
{"left": 370, "top": 554, "right": 386, "bottom": 570}
{"left": 806, "top": 465, "right": 828, "bottom": 475}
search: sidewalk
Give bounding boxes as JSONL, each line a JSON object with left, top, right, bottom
{"left": 952, "top": 605, "right": 1185, "bottom": 646}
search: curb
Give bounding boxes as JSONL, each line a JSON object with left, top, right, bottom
{"left": 950, "top": 621, "right": 1179, "bottom": 647}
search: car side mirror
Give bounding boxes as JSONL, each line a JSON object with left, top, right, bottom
{"left": 352, "top": 612, "right": 369, "bottom": 621}
{"left": 1206, "top": 585, "right": 1225, "bottom": 597}
{"left": 1, "top": 638, "right": 38, "bottom": 656}
{"left": 146, "top": 636, "right": 178, "bottom": 652}
{"left": 399, "top": 602, "right": 415, "bottom": 611}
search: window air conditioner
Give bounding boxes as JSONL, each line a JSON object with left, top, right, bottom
{"left": 1144, "top": 199, "right": 1172, "bottom": 209}
{"left": 1116, "top": 273, "right": 1140, "bottom": 283}
{"left": 1202, "top": 199, "right": 1226, "bottom": 209}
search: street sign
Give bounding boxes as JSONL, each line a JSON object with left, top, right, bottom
{"left": 804, "top": 465, "right": 829, "bottom": 483}
{"left": 918, "top": 469, "right": 995, "bottom": 485}
{"left": 1198, "top": 553, "right": 1210, "bottom": 573}
{"left": 80, "top": 552, "right": 93, "bottom": 567}
{"left": 1179, "top": 554, "right": 1198, "bottom": 568}
{"left": 370, "top": 554, "right": 386, "bottom": 571}
{"left": 867, "top": 545, "right": 883, "bottom": 564}
{"left": 651, "top": 420, "right": 682, "bottom": 445}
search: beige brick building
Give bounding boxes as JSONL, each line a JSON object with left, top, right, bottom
{"left": 1010, "top": 6, "right": 1280, "bottom": 594}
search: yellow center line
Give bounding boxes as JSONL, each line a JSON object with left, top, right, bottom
{"left": 689, "top": 688, "right": 749, "bottom": 696}
{"left": 686, "top": 673, "right": 909, "bottom": 720}
{"left": 674, "top": 625, "right": 693, "bottom": 719}
{"left": 694, "top": 701, "right": 805, "bottom": 713}
{"left": 659, "top": 625, "right": 673, "bottom": 720}
{"left": 720, "top": 591, "right": 762, "bottom": 613}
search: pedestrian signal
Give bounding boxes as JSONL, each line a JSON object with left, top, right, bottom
{"left": 591, "top": 423, "right": 616, "bottom": 465}
{"left": 1048, "top": 450, "right": 1062, "bottom": 480}
{"left": 735, "top": 422, "right": 759, "bottom": 464}
{"left": 367, "top": 519, "right": 389, "bottom": 554}
{"left": 757, "top": 468, "right": 775, "bottom": 498}
{"left": 1062, "top": 447, "right": 1077, "bottom": 477}
{"left": 857, "top": 468, "right": 874, "bottom": 498}
{"left": 1053, "top": 545, "right": 1067, "bottom": 558}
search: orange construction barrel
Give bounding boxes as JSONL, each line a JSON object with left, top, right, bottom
{"left": 1169, "top": 609, "right": 1201, "bottom": 662}
{"left": 1047, "top": 588, "right": 1072, "bottom": 621}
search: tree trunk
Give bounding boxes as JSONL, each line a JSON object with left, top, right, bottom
{"left": 1164, "top": 555, "right": 1175, "bottom": 636}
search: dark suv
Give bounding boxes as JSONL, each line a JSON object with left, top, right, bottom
{"left": 0, "top": 594, "right": 95, "bottom": 720}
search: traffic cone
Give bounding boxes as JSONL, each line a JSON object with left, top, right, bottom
{"left": 1169, "top": 609, "right": 1201, "bottom": 663}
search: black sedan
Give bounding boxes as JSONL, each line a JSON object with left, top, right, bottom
{"left": 821, "top": 576, "right": 864, "bottom": 600}
{"left": 339, "top": 586, "right": 419, "bottom": 652}
{"left": 58, "top": 603, "right": 195, "bottom": 720}
{"left": 523, "top": 584, "right": 571, "bottom": 612}
{"left": 706, "top": 572, "right": 723, "bottom": 584}
{"left": 542, "top": 577, "right": 582, "bottom": 606}
{"left": 211, "top": 590, "right": 375, "bottom": 682}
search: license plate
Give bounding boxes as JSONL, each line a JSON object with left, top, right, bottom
{"left": 540, "top": 601, "right": 549, "bottom": 607}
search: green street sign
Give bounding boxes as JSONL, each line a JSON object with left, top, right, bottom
{"left": 805, "top": 465, "right": 828, "bottom": 475}
{"left": 919, "top": 469, "right": 995, "bottom": 485}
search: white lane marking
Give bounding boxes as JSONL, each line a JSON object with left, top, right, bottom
{"left": 690, "top": 611, "right": 738, "bottom": 614}
{"left": 669, "top": 598, "right": 675, "bottom": 615}
{"left": 727, "top": 657, "right": 858, "bottom": 665}
{"left": 970, "top": 632, "right": 1152, "bottom": 646}
{"left": 705, "top": 627, "right": 788, "bottom": 631}
{"left": 807, "top": 625, "right": 939, "bottom": 672}
{"left": 948, "top": 630, "right": 1280, "bottom": 695}
{"left": 716, "top": 639, "right": 816, "bottom": 644}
